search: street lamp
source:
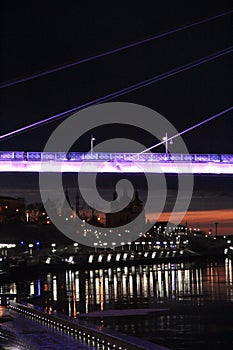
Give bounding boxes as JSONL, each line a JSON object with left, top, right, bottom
{"left": 28, "top": 243, "right": 34, "bottom": 256}
{"left": 73, "top": 242, "right": 78, "bottom": 253}
{"left": 162, "top": 132, "right": 168, "bottom": 156}
{"left": 51, "top": 243, "right": 56, "bottom": 254}
{"left": 215, "top": 222, "right": 219, "bottom": 236}
{"left": 162, "top": 132, "right": 173, "bottom": 156}
{"left": 90, "top": 135, "right": 95, "bottom": 154}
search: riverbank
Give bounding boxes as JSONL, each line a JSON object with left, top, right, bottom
{"left": 7, "top": 301, "right": 170, "bottom": 350}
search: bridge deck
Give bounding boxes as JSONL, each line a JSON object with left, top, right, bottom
{"left": 0, "top": 160, "right": 232, "bottom": 174}
{"left": 0, "top": 152, "right": 232, "bottom": 174}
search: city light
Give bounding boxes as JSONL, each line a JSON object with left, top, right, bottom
{"left": 0, "top": 243, "right": 16, "bottom": 248}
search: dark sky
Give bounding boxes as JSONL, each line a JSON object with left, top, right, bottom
{"left": 0, "top": 1, "right": 232, "bottom": 153}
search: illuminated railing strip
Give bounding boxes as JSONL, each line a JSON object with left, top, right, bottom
{"left": 0, "top": 151, "right": 232, "bottom": 163}
{"left": 9, "top": 301, "right": 160, "bottom": 350}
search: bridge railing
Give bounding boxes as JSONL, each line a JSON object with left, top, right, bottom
{"left": 0, "top": 151, "right": 233, "bottom": 163}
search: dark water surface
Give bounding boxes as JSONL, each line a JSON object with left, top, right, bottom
{"left": 1, "top": 258, "right": 233, "bottom": 349}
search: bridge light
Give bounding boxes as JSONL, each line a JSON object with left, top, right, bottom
{"left": 162, "top": 132, "right": 168, "bottom": 156}
{"left": 90, "top": 135, "right": 95, "bottom": 154}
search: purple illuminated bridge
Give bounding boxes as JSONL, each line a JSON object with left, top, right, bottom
{"left": 0, "top": 151, "right": 232, "bottom": 174}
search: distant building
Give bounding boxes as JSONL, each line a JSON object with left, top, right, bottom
{"left": 25, "top": 202, "right": 47, "bottom": 223}
{"left": 74, "top": 188, "right": 105, "bottom": 225}
{"left": 22, "top": 187, "right": 145, "bottom": 228}
{"left": 0, "top": 196, "right": 25, "bottom": 223}
{"left": 57, "top": 189, "right": 75, "bottom": 218}
{"left": 106, "top": 189, "right": 145, "bottom": 227}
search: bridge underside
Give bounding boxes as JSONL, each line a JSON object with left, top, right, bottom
{"left": 0, "top": 161, "right": 232, "bottom": 174}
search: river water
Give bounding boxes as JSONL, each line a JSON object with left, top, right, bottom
{"left": 1, "top": 257, "right": 233, "bottom": 349}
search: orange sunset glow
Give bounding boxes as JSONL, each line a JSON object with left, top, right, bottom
{"left": 147, "top": 209, "right": 233, "bottom": 235}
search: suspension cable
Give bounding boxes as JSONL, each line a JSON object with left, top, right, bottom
{"left": 0, "top": 46, "right": 232, "bottom": 142}
{"left": 0, "top": 8, "right": 232, "bottom": 89}
{"left": 139, "top": 106, "right": 233, "bottom": 154}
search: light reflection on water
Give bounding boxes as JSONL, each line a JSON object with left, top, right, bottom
{"left": 1, "top": 258, "right": 232, "bottom": 314}
{"left": 40, "top": 258, "right": 232, "bottom": 316}
{"left": 1, "top": 258, "right": 232, "bottom": 349}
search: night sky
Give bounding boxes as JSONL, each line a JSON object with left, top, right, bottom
{"left": 0, "top": 1, "right": 232, "bottom": 234}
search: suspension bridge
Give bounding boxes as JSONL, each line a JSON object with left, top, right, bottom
{"left": 0, "top": 9, "right": 232, "bottom": 175}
